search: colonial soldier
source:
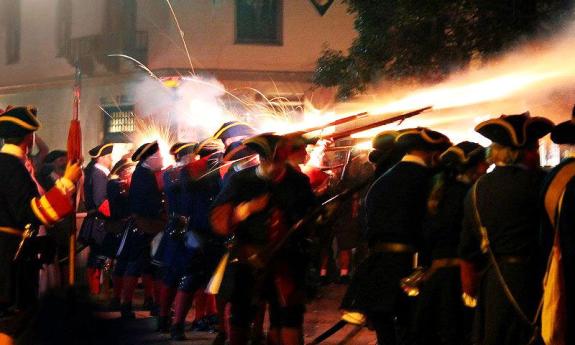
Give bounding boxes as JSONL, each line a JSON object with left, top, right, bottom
{"left": 211, "top": 133, "right": 316, "bottom": 345}
{"left": 211, "top": 121, "right": 257, "bottom": 345}
{"left": 413, "top": 141, "right": 487, "bottom": 345}
{"left": 120, "top": 141, "right": 166, "bottom": 319}
{"left": 154, "top": 142, "right": 197, "bottom": 335}
{"left": 0, "top": 106, "right": 81, "bottom": 334}
{"left": 459, "top": 113, "right": 553, "bottom": 345}
{"left": 343, "top": 127, "right": 450, "bottom": 345}
{"left": 213, "top": 121, "right": 257, "bottom": 182}
{"left": 368, "top": 130, "right": 408, "bottom": 178}
{"left": 540, "top": 107, "right": 575, "bottom": 345}
{"left": 167, "top": 138, "right": 224, "bottom": 340}
{"left": 105, "top": 158, "right": 136, "bottom": 310}
{"left": 80, "top": 143, "right": 114, "bottom": 296}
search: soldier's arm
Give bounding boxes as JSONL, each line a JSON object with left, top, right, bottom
{"left": 8, "top": 162, "right": 80, "bottom": 227}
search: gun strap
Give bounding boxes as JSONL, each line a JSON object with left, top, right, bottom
{"left": 544, "top": 161, "right": 575, "bottom": 227}
{"left": 470, "top": 180, "right": 536, "bottom": 329}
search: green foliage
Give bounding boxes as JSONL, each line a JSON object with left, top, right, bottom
{"left": 313, "top": 0, "right": 572, "bottom": 100}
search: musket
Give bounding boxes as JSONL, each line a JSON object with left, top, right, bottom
{"left": 302, "top": 106, "right": 432, "bottom": 141}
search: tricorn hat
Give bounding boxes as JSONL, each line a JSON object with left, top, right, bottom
{"left": 194, "top": 138, "right": 224, "bottom": 158}
{"left": 89, "top": 143, "right": 114, "bottom": 159}
{"left": 0, "top": 106, "right": 41, "bottom": 138}
{"left": 170, "top": 142, "right": 197, "bottom": 161}
{"left": 395, "top": 127, "right": 451, "bottom": 152}
{"left": 243, "top": 133, "right": 282, "bottom": 161}
{"left": 550, "top": 105, "right": 575, "bottom": 144}
{"left": 475, "top": 112, "right": 554, "bottom": 148}
{"left": 110, "top": 158, "right": 135, "bottom": 177}
{"left": 222, "top": 140, "right": 254, "bottom": 162}
{"left": 213, "top": 121, "right": 256, "bottom": 142}
{"left": 132, "top": 141, "right": 159, "bottom": 162}
{"left": 368, "top": 130, "right": 405, "bottom": 163}
{"left": 440, "top": 141, "right": 485, "bottom": 171}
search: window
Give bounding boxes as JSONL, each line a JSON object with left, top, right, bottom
{"left": 235, "top": 0, "right": 282, "bottom": 45}
{"left": 102, "top": 105, "right": 135, "bottom": 143}
{"left": 5, "top": 0, "right": 21, "bottom": 64}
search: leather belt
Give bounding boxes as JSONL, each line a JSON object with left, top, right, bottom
{"left": 430, "top": 258, "right": 460, "bottom": 270}
{"left": 370, "top": 242, "right": 415, "bottom": 254}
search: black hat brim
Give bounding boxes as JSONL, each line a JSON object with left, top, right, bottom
{"left": 551, "top": 121, "right": 575, "bottom": 144}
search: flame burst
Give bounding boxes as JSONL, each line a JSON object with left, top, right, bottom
{"left": 132, "top": 118, "right": 177, "bottom": 168}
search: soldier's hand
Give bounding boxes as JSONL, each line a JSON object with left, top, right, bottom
{"left": 235, "top": 194, "right": 270, "bottom": 222}
{"left": 63, "top": 161, "right": 83, "bottom": 184}
{"left": 246, "top": 194, "right": 269, "bottom": 215}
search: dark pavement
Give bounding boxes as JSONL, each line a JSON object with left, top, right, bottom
{"left": 94, "top": 283, "right": 376, "bottom": 345}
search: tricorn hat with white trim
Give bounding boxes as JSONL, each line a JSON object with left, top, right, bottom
{"left": 475, "top": 112, "right": 554, "bottom": 149}
{"left": 395, "top": 127, "right": 451, "bottom": 152}
{"left": 440, "top": 141, "right": 485, "bottom": 171}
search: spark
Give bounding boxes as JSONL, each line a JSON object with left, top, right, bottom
{"left": 132, "top": 118, "right": 177, "bottom": 168}
{"left": 165, "top": 0, "right": 195, "bottom": 75}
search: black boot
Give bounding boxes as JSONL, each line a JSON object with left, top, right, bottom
{"left": 212, "top": 332, "right": 227, "bottom": 345}
{"left": 120, "top": 303, "right": 135, "bottom": 320}
{"left": 142, "top": 297, "right": 154, "bottom": 310}
{"left": 108, "top": 297, "right": 121, "bottom": 311}
{"left": 170, "top": 323, "right": 187, "bottom": 341}
{"left": 156, "top": 316, "right": 171, "bottom": 333}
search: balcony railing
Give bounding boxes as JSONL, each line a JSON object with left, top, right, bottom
{"left": 64, "top": 31, "right": 148, "bottom": 74}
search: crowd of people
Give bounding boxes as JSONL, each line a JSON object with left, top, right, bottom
{"left": 0, "top": 103, "right": 574, "bottom": 345}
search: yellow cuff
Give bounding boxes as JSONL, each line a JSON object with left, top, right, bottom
{"left": 56, "top": 178, "right": 76, "bottom": 194}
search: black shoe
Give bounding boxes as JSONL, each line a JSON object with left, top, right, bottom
{"left": 120, "top": 303, "right": 135, "bottom": 320}
{"left": 150, "top": 303, "right": 159, "bottom": 316}
{"left": 142, "top": 297, "right": 154, "bottom": 310}
{"left": 156, "top": 316, "right": 171, "bottom": 333}
{"left": 319, "top": 275, "right": 330, "bottom": 286}
{"left": 338, "top": 275, "right": 350, "bottom": 284}
{"left": 170, "top": 323, "right": 187, "bottom": 341}
{"left": 108, "top": 297, "right": 121, "bottom": 311}
{"left": 212, "top": 332, "right": 227, "bottom": 345}
{"left": 190, "top": 318, "right": 211, "bottom": 332}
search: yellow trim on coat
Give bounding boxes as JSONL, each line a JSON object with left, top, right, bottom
{"left": 31, "top": 198, "right": 51, "bottom": 226}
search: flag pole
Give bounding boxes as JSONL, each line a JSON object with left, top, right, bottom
{"left": 67, "top": 63, "right": 82, "bottom": 285}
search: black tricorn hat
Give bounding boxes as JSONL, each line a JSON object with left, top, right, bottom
{"left": 170, "top": 142, "right": 197, "bottom": 161}
{"left": 440, "top": 141, "right": 485, "bottom": 171}
{"left": 368, "top": 129, "right": 406, "bottom": 163}
{"left": 475, "top": 112, "right": 554, "bottom": 148}
{"left": 110, "top": 158, "right": 136, "bottom": 177}
{"left": 222, "top": 140, "right": 253, "bottom": 162}
{"left": 89, "top": 143, "right": 114, "bottom": 159}
{"left": 194, "top": 138, "right": 224, "bottom": 158}
{"left": 395, "top": 127, "right": 451, "bottom": 152}
{"left": 243, "top": 133, "right": 282, "bottom": 161}
{"left": 132, "top": 141, "right": 159, "bottom": 162}
{"left": 550, "top": 105, "right": 575, "bottom": 144}
{"left": 0, "top": 106, "right": 41, "bottom": 138}
{"left": 213, "top": 121, "right": 256, "bottom": 142}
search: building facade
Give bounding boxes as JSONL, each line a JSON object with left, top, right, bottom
{"left": 0, "top": 0, "right": 356, "bottom": 154}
